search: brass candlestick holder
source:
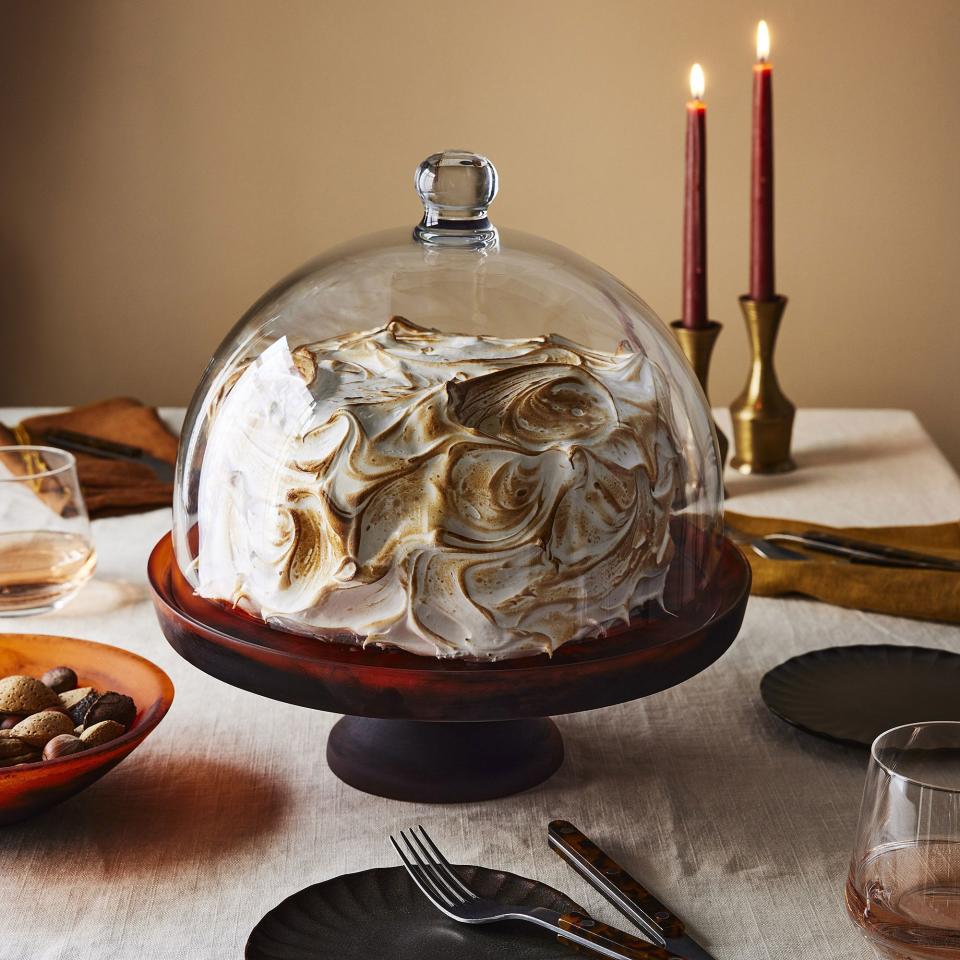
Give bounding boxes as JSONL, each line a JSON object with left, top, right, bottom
{"left": 729, "top": 295, "right": 795, "bottom": 474}
{"left": 670, "top": 320, "right": 728, "bottom": 469}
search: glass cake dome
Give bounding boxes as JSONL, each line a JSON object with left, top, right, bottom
{"left": 173, "top": 150, "right": 724, "bottom": 662}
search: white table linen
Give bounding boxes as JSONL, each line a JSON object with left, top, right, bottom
{"left": 1, "top": 407, "right": 958, "bottom": 960}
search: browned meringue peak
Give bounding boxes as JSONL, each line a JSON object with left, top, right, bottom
{"left": 196, "top": 319, "right": 681, "bottom": 660}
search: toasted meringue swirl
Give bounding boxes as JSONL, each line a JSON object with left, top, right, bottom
{"left": 195, "top": 318, "right": 681, "bottom": 659}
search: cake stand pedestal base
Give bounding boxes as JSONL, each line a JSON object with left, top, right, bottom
{"left": 326, "top": 716, "right": 564, "bottom": 803}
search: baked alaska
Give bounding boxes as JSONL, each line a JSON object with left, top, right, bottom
{"left": 195, "top": 318, "right": 683, "bottom": 660}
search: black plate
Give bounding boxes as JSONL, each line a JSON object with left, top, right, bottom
{"left": 761, "top": 644, "right": 960, "bottom": 748}
{"left": 245, "top": 865, "right": 584, "bottom": 960}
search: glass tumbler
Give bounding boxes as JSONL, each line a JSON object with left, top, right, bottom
{"left": 0, "top": 446, "right": 96, "bottom": 615}
{"left": 846, "top": 721, "right": 960, "bottom": 959}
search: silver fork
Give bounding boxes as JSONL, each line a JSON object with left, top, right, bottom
{"left": 725, "top": 523, "right": 808, "bottom": 561}
{"left": 390, "top": 826, "right": 681, "bottom": 960}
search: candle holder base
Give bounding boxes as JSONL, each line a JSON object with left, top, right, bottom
{"left": 729, "top": 295, "right": 795, "bottom": 475}
{"left": 671, "top": 320, "right": 728, "bottom": 470}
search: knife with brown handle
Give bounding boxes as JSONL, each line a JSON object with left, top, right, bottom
{"left": 771, "top": 530, "right": 960, "bottom": 572}
{"left": 548, "top": 820, "right": 716, "bottom": 960}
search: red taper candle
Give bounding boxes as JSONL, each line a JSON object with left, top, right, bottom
{"left": 682, "top": 63, "right": 708, "bottom": 329}
{"left": 750, "top": 20, "right": 775, "bottom": 301}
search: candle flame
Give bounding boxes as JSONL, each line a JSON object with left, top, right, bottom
{"left": 689, "top": 63, "right": 705, "bottom": 101}
{"left": 756, "top": 20, "right": 770, "bottom": 62}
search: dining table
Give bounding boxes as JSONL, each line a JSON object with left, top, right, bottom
{"left": 1, "top": 405, "right": 958, "bottom": 960}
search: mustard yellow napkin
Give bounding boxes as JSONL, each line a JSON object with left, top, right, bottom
{"left": 726, "top": 511, "right": 960, "bottom": 624}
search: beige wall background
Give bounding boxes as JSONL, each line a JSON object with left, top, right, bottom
{"left": 2, "top": 0, "right": 958, "bottom": 465}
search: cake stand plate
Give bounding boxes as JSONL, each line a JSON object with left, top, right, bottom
{"left": 148, "top": 532, "right": 749, "bottom": 802}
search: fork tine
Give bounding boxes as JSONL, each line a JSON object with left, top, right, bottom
{"left": 390, "top": 834, "right": 455, "bottom": 909}
{"left": 415, "top": 825, "right": 477, "bottom": 900}
{"left": 402, "top": 829, "right": 466, "bottom": 905}
{"left": 405, "top": 828, "right": 467, "bottom": 904}
{"left": 398, "top": 830, "right": 463, "bottom": 907}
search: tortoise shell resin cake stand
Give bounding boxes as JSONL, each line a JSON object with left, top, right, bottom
{"left": 147, "top": 531, "right": 749, "bottom": 803}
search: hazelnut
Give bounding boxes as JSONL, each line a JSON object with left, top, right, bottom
{"left": 40, "top": 666, "right": 78, "bottom": 693}
{"left": 79, "top": 720, "right": 126, "bottom": 747}
{"left": 0, "top": 736, "right": 40, "bottom": 767}
{"left": 0, "top": 714, "right": 24, "bottom": 730}
{"left": 59, "top": 688, "right": 98, "bottom": 726}
{"left": 42, "top": 734, "right": 87, "bottom": 760}
{"left": 10, "top": 710, "right": 75, "bottom": 748}
{"left": 84, "top": 692, "right": 136, "bottom": 729}
{"left": 0, "top": 675, "right": 60, "bottom": 715}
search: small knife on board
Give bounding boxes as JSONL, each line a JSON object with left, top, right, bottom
{"left": 548, "top": 820, "right": 717, "bottom": 960}
{"left": 41, "top": 428, "right": 176, "bottom": 484}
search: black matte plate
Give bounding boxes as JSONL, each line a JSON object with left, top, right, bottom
{"left": 761, "top": 644, "right": 960, "bottom": 748}
{"left": 245, "top": 865, "right": 584, "bottom": 960}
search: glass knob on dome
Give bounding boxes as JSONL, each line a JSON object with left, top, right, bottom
{"left": 414, "top": 150, "right": 499, "bottom": 248}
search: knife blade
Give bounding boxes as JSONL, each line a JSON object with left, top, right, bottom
{"left": 548, "top": 820, "right": 716, "bottom": 960}
{"left": 42, "top": 428, "right": 175, "bottom": 484}
{"left": 778, "top": 530, "right": 960, "bottom": 572}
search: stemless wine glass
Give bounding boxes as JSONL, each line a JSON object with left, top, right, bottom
{"left": 0, "top": 446, "right": 96, "bottom": 615}
{"left": 846, "top": 721, "right": 960, "bottom": 959}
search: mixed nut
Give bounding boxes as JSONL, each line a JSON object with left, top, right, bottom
{"left": 0, "top": 667, "right": 136, "bottom": 767}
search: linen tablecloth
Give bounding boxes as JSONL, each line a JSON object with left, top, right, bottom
{"left": 1, "top": 408, "right": 958, "bottom": 960}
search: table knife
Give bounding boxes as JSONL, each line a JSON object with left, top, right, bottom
{"left": 768, "top": 530, "right": 960, "bottom": 572}
{"left": 42, "top": 428, "right": 176, "bottom": 483}
{"left": 548, "top": 820, "right": 716, "bottom": 960}
{"left": 728, "top": 522, "right": 959, "bottom": 572}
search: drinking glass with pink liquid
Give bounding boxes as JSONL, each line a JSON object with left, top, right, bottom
{"left": 846, "top": 721, "right": 960, "bottom": 959}
{"left": 0, "top": 446, "right": 95, "bottom": 615}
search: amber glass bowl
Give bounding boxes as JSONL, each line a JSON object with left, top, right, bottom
{"left": 0, "top": 633, "right": 174, "bottom": 825}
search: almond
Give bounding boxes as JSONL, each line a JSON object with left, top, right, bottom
{"left": 79, "top": 720, "right": 126, "bottom": 748}
{"left": 0, "top": 676, "right": 60, "bottom": 715}
{"left": 10, "top": 710, "right": 75, "bottom": 748}
{"left": 0, "top": 736, "right": 40, "bottom": 767}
